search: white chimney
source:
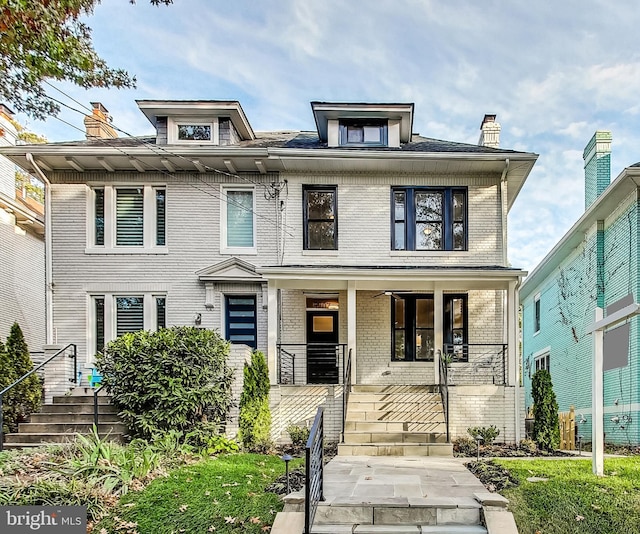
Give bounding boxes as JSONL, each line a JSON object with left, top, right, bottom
{"left": 478, "top": 114, "right": 500, "bottom": 148}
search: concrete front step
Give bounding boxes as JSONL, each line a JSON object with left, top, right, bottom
{"left": 312, "top": 526, "right": 487, "bottom": 534}
{"left": 347, "top": 401, "right": 443, "bottom": 413}
{"left": 351, "top": 385, "right": 440, "bottom": 394}
{"left": 15, "top": 422, "right": 126, "bottom": 435}
{"left": 3, "top": 431, "right": 124, "bottom": 446}
{"left": 30, "top": 412, "right": 121, "bottom": 424}
{"left": 345, "top": 420, "right": 445, "bottom": 432}
{"left": 338, "top": 443, "right": 453, "bottom": 456}
{"left": 347, "top": 393, "right": 442, "bottom": 403}
{"left": 344, "top": 431, "right": 447, "bottom": 444}
{"left": 43, "top": 403, "right": 119, "bottom": 414}
{"left": 52, "top": 395, "right": 111, "bottom": 405}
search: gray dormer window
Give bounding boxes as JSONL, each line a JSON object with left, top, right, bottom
{"left": 339, "top": 120, "right": 387, "bottom": 146}
{"left": 177, "top": 124, "right": 211, "bottom": 141}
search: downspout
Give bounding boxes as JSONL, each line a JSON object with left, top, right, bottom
{"left": 500, "top": 158, "right": 510, "bottom": 266}
{"left": 26, "top": 153, "right": 53, "bottom": 345}
{"left": 514, "top": 276, "right": 522, "bottom": 442}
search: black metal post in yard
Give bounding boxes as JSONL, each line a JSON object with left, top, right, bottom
{"left": 282, "top": 454, "right": 293, "bottom": 494}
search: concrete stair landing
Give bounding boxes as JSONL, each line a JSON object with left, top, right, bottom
{"left": 339, "top": 385, "right": 452, "bottom": 457}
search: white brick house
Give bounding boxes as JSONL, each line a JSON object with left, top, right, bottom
{"left": 0, "top": 101, "right": 537, "bottom": 444}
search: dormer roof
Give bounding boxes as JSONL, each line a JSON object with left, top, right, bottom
{"left": 136, "top": 100, "right": 255, "bottom": 140}
{"left": 311, "top": 102, "right": 414, "bottom": 143}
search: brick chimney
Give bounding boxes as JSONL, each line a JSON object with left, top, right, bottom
{"left": 84, "top": 102, "right": 117, "bottom": 139}
{"left": 583, "top": 131, "right": 612, "bottom": 210}
{"left": 478, "top": 114, "right": 500, "bottom": 148}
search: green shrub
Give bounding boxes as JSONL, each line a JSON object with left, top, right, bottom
{"left": 0, "top": 324, "right": 42, "bottom": 433}
{"left": 518, "top": 438, "right": 538, "bottom": 454}
{"left": 96, "top": 326, "right": 234, "bottom": 440}
{"left": 531, "top": 369, "right": 560, "bottom": 451}
{"left": 184, "top": 422, "right": 240, "bottom": 454}
{"left": 239, "top": 350, "right": 271, "bottom": 451}
{"left": 452, "top": 436, "right": 476, "bottom": 456}
{"left": 467, "top": 425, "right": 500, "bottom": 445}
{"left": 286, "top": 424, "right": 310, "bottom": 447}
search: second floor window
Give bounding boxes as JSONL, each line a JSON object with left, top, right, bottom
{"left": 339, "top": 120, "right": 388, "bottom": 146}
{"left": 91, "top": 185, "right": 166, "bottom": 250}
{"left": 392, "top": 187, "right": 467, "bottom": 251}
{"left": 304, "top": 186, "right": 337, "bottom": 250}
{"left": 534, "top": 294, "right": 541, "bottom": 333}
{"left": 221, "top": 186, "right": 256, "bottom": 253}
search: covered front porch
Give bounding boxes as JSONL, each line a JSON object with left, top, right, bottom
{"left": 261, "top": 265, "right": 525, "bottom": 445}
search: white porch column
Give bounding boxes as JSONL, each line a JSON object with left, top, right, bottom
{"left": 592, "top": 307, "right": 604, "bottom": 476}
{"left": 267, "top": 281, "right": 278, "bottom": 384}
{"left": 507, "top": 281, "right": 518, "bottom": 386}
{"left": 434, "top": 286, "right": 443, "bottom": 383}
{"left": 347, "top": 281, "right": 357, "bottom": 384}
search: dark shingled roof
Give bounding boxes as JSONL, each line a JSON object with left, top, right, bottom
{"left": 29, "top": 132, "right": 528, "bottom": 154}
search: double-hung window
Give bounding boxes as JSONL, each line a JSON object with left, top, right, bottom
{"left": 534, "top": 293, "right": 541, "bottom": 333}
{"left": 221, "top": 186, "right": 256, "bottom": 254}
{"left": 90, "top": 185, "right": 166, "bottom": 251}
{"left": 303, "top": 185, "right": 337, "bottom": 250}
{"left": 93, "top": 294, "right": 166, "bottom": 354}
{"left": 392, "top": 187, "right": 467, "bottom": 251}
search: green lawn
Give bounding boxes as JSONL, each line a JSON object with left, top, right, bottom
{"left": 95, "top": 453, "right": 304, "bottom": 534}
{"left": 496, "top": 457, "right": 640, "bottom": 534}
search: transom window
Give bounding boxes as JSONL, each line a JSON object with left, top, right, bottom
{"left": 91, "top": 185, "right": 166, "bottom": 251}
{"left": 339, "top": 120, "right": 387, "bottom": 146}
{"left": 221, "top": 186, "right": 256, "bottom": 254}
{"left": 392, "top": 187, "right": 467, "bottom": 251}
{"left": 303, "top": 186, "right": 337, "bottom": 250}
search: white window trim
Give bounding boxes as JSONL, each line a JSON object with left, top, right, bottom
{"left": 87, "top": 292, "right": 166, "bottom": 364}
{"left": 220, "top": 184, "right": 257, "bottom": 255}
{"left": 86, "top": 184, "right": 168, "bottom": 254}
{"left": 533, "top": 346, "right": 551, "bottom": 373}
{"left": 167, "top": 116, "right": 219, "bottom": 144}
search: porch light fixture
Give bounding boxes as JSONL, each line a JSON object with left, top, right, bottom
{"left": 194, "top": 313, "right": 202, "bottom": 326}
{"left": 475, "top": 434, "right": 483, "bottom": 462}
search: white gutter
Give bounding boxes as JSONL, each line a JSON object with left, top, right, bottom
{"left": 26, "top": 153, "right": 53, "bottom": 345}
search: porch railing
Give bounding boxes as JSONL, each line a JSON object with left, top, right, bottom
{"left": 278, "top": 348, "right": 296, "bottom": 385}
{"left": 438, "top": 350, "right": 450, "bottom": 442}
{"left": 277, "top": 344, "right": 347, "bottom": 385}
{"left": 0, "top": 343, "right": 77, "bottom": 451}
{"left": 443, "top": 343, "right": 507, "bottom": 385}
{"left": 342, "top": 348, "right": 352, "bottom": 440}
{"left": 305, "top": 406, "right": 324, "bottom": 534}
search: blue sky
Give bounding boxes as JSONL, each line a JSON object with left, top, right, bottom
{"left": 17, "top": 0, "right": 640, "bottom": 272}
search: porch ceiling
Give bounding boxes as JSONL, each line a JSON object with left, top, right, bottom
{"left": 259, "top": 265, "right": 526, "bottom": 291}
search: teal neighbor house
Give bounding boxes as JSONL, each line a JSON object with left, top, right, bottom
{"left": 521, "top": 131, "right": 640, "bottom": 446}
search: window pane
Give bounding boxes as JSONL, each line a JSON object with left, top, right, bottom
{"left": 394, "top": 222, "right": 405, "bottom": 250}
{"left": 156, "top": 189, "right": 166, "bottom": 246}
{"left": 116, "top": 296, "right": 144, "bottom": 336}
{"left": 394, "top": 299, "right": 405, "bottom": 328}
{"left": 453, "top": 192, "right": 465, "bottom": 221}
{"left": 416, "top": 299, "right": 434, "bottom": 328}
{"left": 229, "top": 298, "right": 256, "bottom": 306}
{"left": 229, "top": 310, "right": 255, "bottom": 317}
{"left": 308, "top": 221, "right": 335, "bottom": 249}
{"left": 178, "top": 125, "right": 211, "bottom": 141}
{"left": 452, "top": 298, "right": 464, "bottom": 329}
{"left": 363, "top": 126, "right": 381, "bottom": 143}
{"left": 415, "top": 192, "right": 442, "bottom": 221}
{"left": 313, "top": 316, "right": 334, "bottom": 332}
{"left": 394, "top": 330, "right": 405, "bottom": 360}
{"left": 415, "top": 330, "right": 434, "bottom": 360}
{"left": 347, "top": 126, "right": 364, "bottom": 143}
{"left": 416, "top": 223, "right": 442, "bottom": 250}
{"left": 226, "top": 190, "right": 253, "bottom": 247}
{"left": 156, "top": 297, "right": 166, "bottom": 330}
{"left": 116, "top": 189, "right": 144, "bottom": 246}
{"left": 394, "top": 192, "right": 405, "bottom": 220}
{"left": 453, "top": 222, "right": 465, "bottom": 250}
{"left": 307, "top": 191, "right": 334, "bottom": 219}
{"left": 95, "top": 297, "right": 104, "bottom": 353}
{"left": 95, "top": 188, "right": 104, "bottom": 246}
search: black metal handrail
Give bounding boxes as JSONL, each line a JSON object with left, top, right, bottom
{"left": 438, "top": 350, "right": 450, "bottom": 443}
{"left": 0, "top": 343, "right": 77, "bottom": 451}
{"left": 442, "top": 343, "right": 507, "bottom": 385}
{"left": 277, "top": 343, "right": 347, "bottom": 385}
{"left": 342, "top": 348, "right": 352, "bottom": 440}
{"left": 305, "top": 407, "right": 324, "bottom": 534}
{"left": 278, "top": 348, "right": 296, "bottom": 385}
{"left": 93, "top": 384, "right": 106, "bottom": 427}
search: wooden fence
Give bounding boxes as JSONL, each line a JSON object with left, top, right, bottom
{"left": 558, "top": 405, "right": 575, "bottom": 450}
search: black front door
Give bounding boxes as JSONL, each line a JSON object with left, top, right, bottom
{"left": 306, "top": 310, "right": 339, "bottom": 384}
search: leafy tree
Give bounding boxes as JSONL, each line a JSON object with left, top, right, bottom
{"left": 0, "top": 0, "right": 172, "bottom": 119}
{"left": 96, "top": 326, "right": 234, "bottom": 440}
{"left": 239, "top": 350, "right": 271, "bottom": 451}
{"left": 0, "top": 341, "right": 17, "bottom": 434}
{"left": 531, "top": 369, "right": 560, "bottom": 451}
{"left": 2, "top": 323, "right": 42, "bottom": 433}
